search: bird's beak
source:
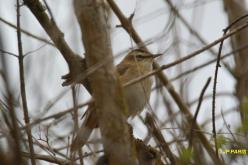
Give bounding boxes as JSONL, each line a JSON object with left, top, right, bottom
{"left": 151, "top": 53, "right": 163, "bottom": 58}
{"left": 142, "top": 53, "right": 163, "bottom": 59}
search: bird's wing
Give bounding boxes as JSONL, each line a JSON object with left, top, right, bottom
{"left": 116, "top": 62, "right": 131, "bottom": 76}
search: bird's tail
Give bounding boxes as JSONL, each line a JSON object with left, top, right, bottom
{"left": 71, "top": 104, "right": 98, "bottom": 152}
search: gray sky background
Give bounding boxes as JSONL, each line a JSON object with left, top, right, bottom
{"left": 0, "top": 0, "right": 247, "bottom": 164}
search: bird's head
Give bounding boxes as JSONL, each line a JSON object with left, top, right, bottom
{"left": 123, "top": 49, "right": 162, "bottom": 63}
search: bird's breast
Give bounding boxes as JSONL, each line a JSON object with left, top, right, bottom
{"left": 123, "top": 78, "right": 152, "bottom": 117}
{"left": 119, "top": 62, "right": 153, "bottom": 116}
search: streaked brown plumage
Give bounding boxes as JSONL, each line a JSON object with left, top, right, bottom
{"left": 71, "top": 49, "right": 161, "bottom": 151}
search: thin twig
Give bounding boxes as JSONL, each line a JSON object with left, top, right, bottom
{"left": 212, "top": 28, "right": 226, "bottom": 159}
{"left": 124, "top": 22, "right": 248, "bottom": 88}
{"left": 24, "top": 44, "right": 47, "bottom": 57}
{"left": 188, "top": 92, "right": 234, "bottom": 106}
{"left": 0, "top": 16, "right": 54, "bottom": 46}
{"left": 0, "top": 48, "right": 18, "bottom": 58}
{"left": 145, "top": 114, "right": 178, "bottom": 165}
{"left": 152, "top": 43, "right": 248, "bottom": 90}
{"left": 164, "top": 0, "right": 233, "bottom": 75}
{"left": 189, "top": 77, "right": 211, "bottom": 147}
{"left": 21, "top": 101, "right": 91, "bottom": 130}
{"left": 220, "top": 110, "right": 238, "bottom": 143}
{"left": 71, "top": 87, "right": 84, "bottom": 164}
{"left": 171, "top": 43, "right": 248, "bottom": 81}
{"left": 43, "top": 0, "right": 56, "bottom": 24}
{"left": 21, "top": 152, "right": 73, "bottom": 165}
{"left": 23, "top": 0, "right": 77, "bottom": 63}
{"left": 212, "top": 14, "right": 248, "bottom": 158}
{"left": 16, "top": 0, "right": 36, "bottom": 164}
{"left": 0, "top": 31, "right": 23, "bottom": 165}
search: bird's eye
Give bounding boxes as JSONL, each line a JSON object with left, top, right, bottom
{"left": 136, "top": 54, "right": 144, "bottom": 60}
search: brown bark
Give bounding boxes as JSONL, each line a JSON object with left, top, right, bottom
{"left": 73, "top": 0, "right": 136, "bottom": 164}
{"left": 223, "top": 0, "right": 248, "bottom": 123}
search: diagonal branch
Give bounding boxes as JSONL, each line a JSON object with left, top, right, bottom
{"left": 164, "top": 0, "right": 233, "bottom": 75}
{"left": 23, "top": 0, "right": 87, "bottom": 89}
{"left": 23, "top": 0, "right": 76, "bottom": 62}
{"left": 106, "top": 0, "right": 223, "bottom": 164}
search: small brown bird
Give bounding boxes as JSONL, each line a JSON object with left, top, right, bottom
{"left": 71, "top": 49, "right": 162, "bottom": 151}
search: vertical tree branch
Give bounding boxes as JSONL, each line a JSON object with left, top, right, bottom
{"left": 16, "top": 1, "right": 36, "bottom": 164}
{"left": 223, "top": 0, "right": 248, "bottom": 126}
{"left": 16, "top": 0, "right": 36, "bottom": 165}
{"left": 73, "top": 0, "right": 136, "bottom": 164}
{"left": 0, "top": 33, "right": 23, "bottom": 165}
{"left": 71, "top": 87, "right": 84, "bottom": 164}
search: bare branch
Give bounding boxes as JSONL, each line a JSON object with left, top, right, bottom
{"left": 16, "top": 0, "right": 36, "bottom": 164}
